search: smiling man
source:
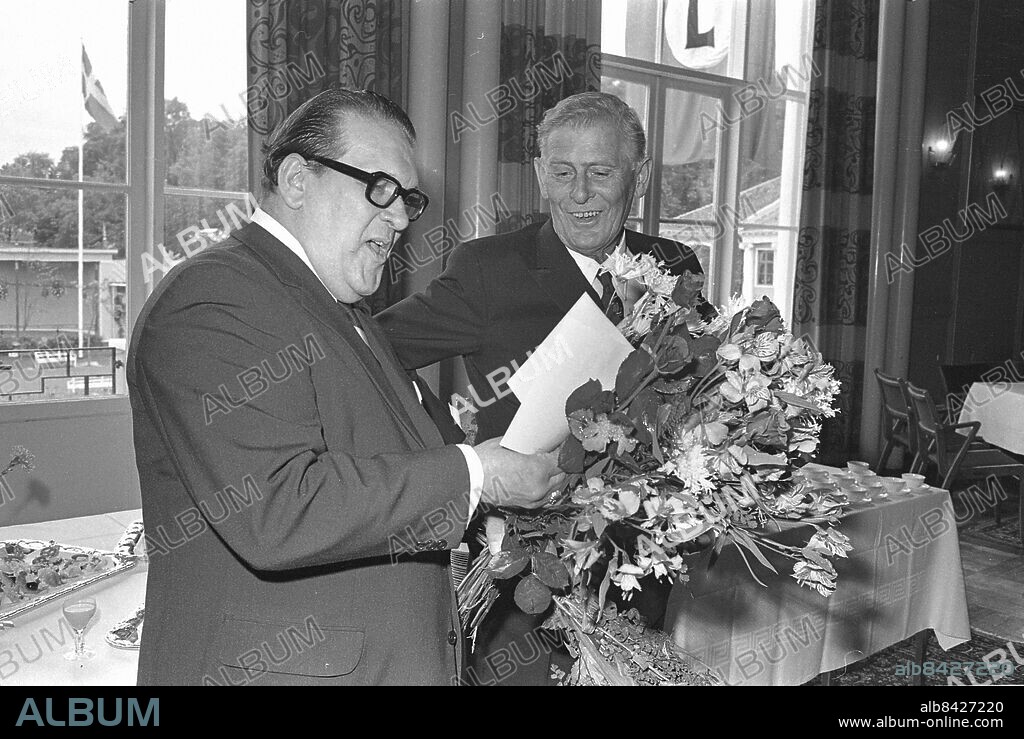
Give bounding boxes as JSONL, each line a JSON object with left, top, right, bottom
{"left": 378, "top": 91, "right": 709, "bottom": 685}
{"left": 128, "top": 89, "right": 564, "bottom": 685}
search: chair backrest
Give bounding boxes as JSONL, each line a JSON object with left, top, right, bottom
{"left": 874, "top": 369, "right": 909, "bottom": 432}
{"left": 904, "top": 380, "right": 953, "bottom": 476}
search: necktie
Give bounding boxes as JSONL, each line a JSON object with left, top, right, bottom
{"left": 597, "top": 271, "right": 625, "bottom": 325}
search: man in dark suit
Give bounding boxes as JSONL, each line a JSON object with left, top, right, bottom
{"left": 378, "top": 92, "right": 710, "bottom": 685}
{"left": 128, "top": 89, "right": 563, "bottom": 686}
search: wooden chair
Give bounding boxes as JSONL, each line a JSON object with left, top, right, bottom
{"left": 873, "top": 369, "right": 913, "bottom": 474}
{"left": 903, "top": 380, "right": 1023, "bottom": 544}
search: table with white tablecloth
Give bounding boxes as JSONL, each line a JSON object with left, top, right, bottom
{"left": 665, "top": 479, "right": 971, "bottom": 686}
{"left": 959, "top": 382, "right": 1024, "bottom": 455}
{"left": 0, "top": 510, "right": 144, "bottom": 686}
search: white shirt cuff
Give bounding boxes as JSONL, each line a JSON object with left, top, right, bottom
{"left": 456, "top": 443, "right": 484, "bottom": 520}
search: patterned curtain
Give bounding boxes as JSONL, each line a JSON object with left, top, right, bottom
{"left": 245, "top": 0, "right": 406, "bottom": 310}
{"left": 496, "top": 0, "right": 602, "bottom": 232}
{"left": 792, "top": 0, "right": 879, "bottom": 464}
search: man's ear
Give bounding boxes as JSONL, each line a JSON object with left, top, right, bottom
{"left": 633, "top": 157, "right": 653, "bottom": 199}
{"left": 533, "top": 157, "right": 550, "bottom": 200}
{"left": 276, "top": 153, "right": 310, "bottom": 209}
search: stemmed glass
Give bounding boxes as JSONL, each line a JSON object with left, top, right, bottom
{"left": 62, "top": 596, "right": 97, "bottom": 661}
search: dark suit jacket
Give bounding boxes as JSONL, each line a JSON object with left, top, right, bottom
{"left": 378, "top": 219, "right": 708, "bottom": 442}
{"left": 128, "top": 222, "right": 471, "bottom": 686}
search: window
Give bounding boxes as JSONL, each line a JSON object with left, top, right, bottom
{"left": 755, "top": 245, "right": 774, "bottom": 286}
{"left": 602, "top": 0, "right": 815, "bottom": 324}
{"left": 0, "top": 0, "right": 250, "bottom": 405}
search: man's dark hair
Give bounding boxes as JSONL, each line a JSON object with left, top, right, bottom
{"left": 261, "top": 88, "right": 416, "bottom": 193}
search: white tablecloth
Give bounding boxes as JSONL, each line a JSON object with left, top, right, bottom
{"left": 958, "top": 382, "right": 1024, "bottom": 455}
{"left": 665, "top": 476, "right": 971, "bottom": 686}
{"left": 0, "top": 510, "right": 144, "bottom": 686}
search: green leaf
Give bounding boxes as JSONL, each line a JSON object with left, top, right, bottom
{"left": 671, "top": 270, "right": 705, "bottom": 309}
{"left": 656, "top": 334, "right": 691, "bottom": 374}
{"left": 615, "top": 347, "right": 655, "bottom": 400}
{"left": 744, "top": 297, "right": 781, "bottom": 329}
{"left": 774, "top": 391, "right": 824, "bottom": 413}
{"left": 489, "top": 548, "right": 530, "bottom": 580}
{"left": 514, "top": 574, "right": 553, "bottom": 614}
{"left": 531, "top": 552, "right": 570, "bottom": 590}
{"left": 565, "top": 378, "right": 604, "bottom": 416}
{"left": 558, "top": 435, "right": 586, "bottom": 473}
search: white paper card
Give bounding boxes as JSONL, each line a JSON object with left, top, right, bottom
{"left": 501, "top": 295, "right": 634, "bottom": 453}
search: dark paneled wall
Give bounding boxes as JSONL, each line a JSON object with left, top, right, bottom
{"left": 909, "top": 0, "right": 1024, "bottom": 397}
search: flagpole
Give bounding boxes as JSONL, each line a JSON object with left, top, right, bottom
{"left": 78, "top": 41, "right": 85, "bottom": 352}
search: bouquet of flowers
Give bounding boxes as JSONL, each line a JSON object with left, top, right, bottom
{"left": 457, "top": 251, "right": 849, "bottom": 686}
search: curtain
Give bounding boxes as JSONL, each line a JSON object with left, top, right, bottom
{"left": 496, "top": 0, "right": 602, "bottom": 232}
{"left": 245, "top": 0, "right": 407, "bottom": 310}
{"left": 792, "top": 0, "right": 879, "bottom": 464}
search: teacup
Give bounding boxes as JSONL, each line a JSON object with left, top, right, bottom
{"left": 902, "top": 473, "right": 926, "bottom": 490}
{"left": 847, "top": 460, "right": 872, "bottom": 473}
{"left": 880, "top": 477, "right": 905, "bottom": 494}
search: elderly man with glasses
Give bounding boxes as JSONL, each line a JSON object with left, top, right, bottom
{"left": 128, "top": 88, "right": 564, "bottom": 686}
{"left": 378, "top": 91, "right": 711, "bottom": 685}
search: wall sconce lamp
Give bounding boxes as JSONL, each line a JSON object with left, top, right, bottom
{"left": 992, "top": 167, "right": 1014, "bottom": 196}
{"left": 927, "top": 139, "right": 954, "bottom": 168}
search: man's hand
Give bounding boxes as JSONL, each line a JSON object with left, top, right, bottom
{"left": 473, "top": 437, "right": 566, "bottom": 509}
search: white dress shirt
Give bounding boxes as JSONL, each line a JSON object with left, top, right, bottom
{"left": 564, "top": 232, "right": 628, "bottom": 299}
{"left": 249, "top": 208, "right": 484, "bottom": 516}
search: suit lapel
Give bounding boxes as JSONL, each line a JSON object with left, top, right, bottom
{"left": 356, "top": 314, "right": 444, "bottom": 448}
{"left": 232, "top": 222, "right": 430, "bottom": 449}
{"left": 525, "top": 220, "right": 603, "bottom": 316}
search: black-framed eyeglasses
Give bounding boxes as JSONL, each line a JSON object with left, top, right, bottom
{"left": 305, "top": 155, "right": 429, "bottom": 222}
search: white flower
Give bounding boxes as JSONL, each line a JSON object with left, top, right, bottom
{"left": 601, "top": 251, "right": 661, "bottom": 281}
{"left": 659, "top": 433, "right": 716, "bottom": 493}
{"left": 643, "top": 270, "right": 678, "bottom": 297}
{"left": 612, "top": 563, "right": 647, "bottom": 597}
{"left": 807, "top": 527, "right": 852, "bottom": 558}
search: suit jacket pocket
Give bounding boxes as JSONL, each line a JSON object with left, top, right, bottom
{"left": 209, "top": 614, "right": 364, "bottom": 680}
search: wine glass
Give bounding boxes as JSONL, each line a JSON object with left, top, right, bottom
{"left": 62, "top": 596, "right": 97, "bottom": 661}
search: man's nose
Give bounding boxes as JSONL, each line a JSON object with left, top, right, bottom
{"left": 381, "top": 197, "right": 410, "bottom": 231}
{"left": 570, "top": 174, "right": 592, "bottom": 203}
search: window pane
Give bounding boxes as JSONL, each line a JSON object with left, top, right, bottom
{"left": 738, "top": 99, "right": 807, "bottom": 227}
{"left": 0, "top": 186, "right": 127, "bottom": 401}
{"left": 164, "top": 0, "right": 248, "bottom": 190}
{"left": 0, "top": 1, "right": 128, "bottom": 183}
{"left": 661, "top": 0, "right": 745, "bottom": 77}
{"left": 161, "top": 194, "right": 254, "bottom": 262}
{"left": 603, "top": 0, "right": 660, "bottom": 63}
{"left": 746, "top": 0, "right": 816, "bottom": 92}
{"left": 736, "top": 227, "right": 798, "bottom": 325}
{"left": 660, "top": 88, "right": 720, "bottom": 218}
{"left": 658, "top": 221, "right": 715, "bottom": 291}
{"left": 602, "top": 76, "right": 649, "bottom": 219}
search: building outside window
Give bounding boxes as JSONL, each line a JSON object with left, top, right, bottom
{"left": 600, "top": 0, "right": 815, "bottom": 323}
{"left": 0, "top": 0, "right": 249, "bottom": 404}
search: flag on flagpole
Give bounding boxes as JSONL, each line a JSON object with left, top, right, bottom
{"left": 82, "top": 45, "right": 118, "bottom": 132}
{"left": 0, "top": 191, "right": 14, "bottom": 227}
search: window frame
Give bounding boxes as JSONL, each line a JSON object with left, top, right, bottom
{"left": 0, "top": 0, "right": 250, "bottom": 417}
{"left": 601, "top": 3, "right": 813, "bottom": 311}
{"left": 754, "top": 244, "right": 774, "bottom": 288}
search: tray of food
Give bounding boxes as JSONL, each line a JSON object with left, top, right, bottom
{"left": 0, "top": 539, "right": 137, "bottom": 623}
